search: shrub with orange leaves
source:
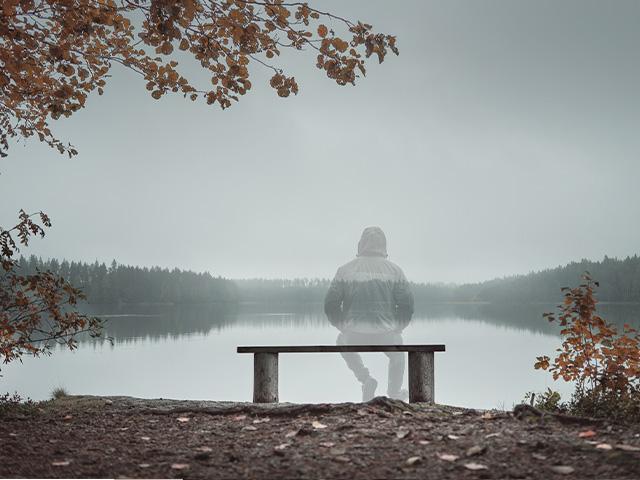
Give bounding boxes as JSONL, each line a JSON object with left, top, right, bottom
{"left": 534, "top": 273, "right": 640, "bottom": 419}
{"left": 1, "top": 211, "right": 103, "bottom": 371}
{"left": 0, "top": 0, "right": 398, "bottom": 157}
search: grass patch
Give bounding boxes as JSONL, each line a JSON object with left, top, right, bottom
{"left": 51, "top": 387, "right": 68, "bottom": 400}
{"left": 0, "top": 392, "right": 36, "bottom": 416}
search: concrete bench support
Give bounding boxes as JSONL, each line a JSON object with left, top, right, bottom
{"left": 253, "top": 352, "right": 278, "bottom": 403}
{"left": 408, "top": 351, "right": 434, "bottom": 403}
{"left": 238, "top": 344, "right": 445, "bottom": 404}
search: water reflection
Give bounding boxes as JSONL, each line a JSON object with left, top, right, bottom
{"left": 4, "top": 301, "right": 640, "bottom": 407}
{"left": 80, "top": 302, "right": 640, "bottom": 345}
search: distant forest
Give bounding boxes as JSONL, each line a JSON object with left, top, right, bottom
{"left": 15, "top": 254, "right": 640, "bottom": 305}
{"left": 16, "top": 256, "right": 239, "bottom": 304}
{"left": 238, "top": 256, "right": 640, "bottom": 304}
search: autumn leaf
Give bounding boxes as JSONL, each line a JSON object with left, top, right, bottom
{"left": 550, "top": 465, "right": 575, "bottom": 475}
{"left": 317, "top": 24, "right": 328, "bottom": 37}
{"left": 595, "top": 443, "right": 612, "bottom": 450}
{"left": 195, "top": 446, "right": 213, "bottom": 453}
{"left": 464, "top": 462, "right": 488, "bottom": 471}
{"left": 436, "top": 452, "right": 459, "bottom": 462}
{"left": 311, "top": 420, "right": 327, "bottom": 429}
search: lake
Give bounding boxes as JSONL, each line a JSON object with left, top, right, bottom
{"left": 3, "top": 302, "right": 640, "bottom": 409}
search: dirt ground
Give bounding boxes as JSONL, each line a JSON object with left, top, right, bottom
{"left": 1, "top": 395, "right": 640, "bottom": 479}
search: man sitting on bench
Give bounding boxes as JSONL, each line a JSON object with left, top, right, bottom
{"left": 324, "top": 226, "right": 415, "bottom": 401}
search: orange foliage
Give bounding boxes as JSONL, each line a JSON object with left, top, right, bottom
{"left": 0, "top": 0, "right": 399, "bottom": 157}
{"left": 0, "top": 211, "right": 103, "bottom": 368}
{"left": 535, "top": 273, "right": 640, "bottom": 396}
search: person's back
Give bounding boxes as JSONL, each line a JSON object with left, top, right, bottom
{"left": 324, "top": 226, "right": 414, "bottom": 400}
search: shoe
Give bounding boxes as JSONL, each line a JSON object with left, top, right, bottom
{"left": 362, "top": 377, "right": 378, "bottom": 402}
{"left": 388, "top": 389, "right": 409, "bottom": 402}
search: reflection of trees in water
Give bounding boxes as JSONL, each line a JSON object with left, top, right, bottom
{"left": 415, "top": 303, "right": 640, "bottom": 335}
{"left": 79, "top": 302, "right": 640, "bottom": 344}
{"left": 81, "top": 303, "right": 238, "bottom": 345}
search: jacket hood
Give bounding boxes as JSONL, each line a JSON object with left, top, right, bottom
{"left": 357, "top": 226, "right": 388, "bottom": 257}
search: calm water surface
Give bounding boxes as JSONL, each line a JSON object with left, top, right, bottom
{"left": 3, "top": 303, "right": 640, "bottom": 409}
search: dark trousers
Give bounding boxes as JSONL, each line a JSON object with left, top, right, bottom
{"left": 336, "top": 331, "right": 405, "bottom": 395}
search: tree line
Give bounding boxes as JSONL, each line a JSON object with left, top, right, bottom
{"left": 450, "top": 255, "right": 640, "bottom": 304}
{"left": 16, "top": 256, "right": 239, "bottom": 304}
{"left": 15, "top": 254, "right": 640, "bottom": 305}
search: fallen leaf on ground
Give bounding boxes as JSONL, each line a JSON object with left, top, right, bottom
{"left": 195, "top": 446, "right": 213, "bottom": 453}
{"left": 596, "top": 443, "right": 612, "bottom": 450}
{"left": 51, "top": 461, "right": 70, "bottom": 467}
{"left": 274, "top": 443, "right": 290, "bottom": 451}
{"left": 319, "top": 442, "right": 335, "bottom": 448}
{"left": 140, "top": 436, "right": 151, "bottom": 441}
{"left": 119, "top": 427, "right": 128, "bottom": 431}
{"left": 615, "top": 444, "right": 640, "bottom": 452}
{"left": 396, "top": 429, "right": 411, "bottom": 439}
{"left": 62, "top": 415, "right": 73, "bottom": 421}
{"left": 532, "top": 453, "right": 547, "bottom": 460}
{"left": 312, "top": 420, "right": 327, "bottom": 429}
{"left": 436, "top": 452, "right": 459, "bottom": 462}
{"left": 406, "top": 456, "right": 421, "bottom": 466}
{"left": 466, "top": 445, "right": 486, "bottom": 457}
{"left": 176, "top": 416, "right": 190, "bottom": 423}
{"left": 447, "top": 434, "right": 460, "bottom": 440}
{"left": 253, "top": 418, "right": 270, "bottom": 424}
{"left": 333, "top": 456, "right": 350, "bottom": 463}
{"left": 285, "top": 429, "right": 299, "bottom": 438}
{"left": 418, "top": 440, "right": 430, "bottom": 445}
{"left": 485, "top": 432, "right": 501, "bottom": 439}
{"left": 171, "top": 463, "right": 190, "bottom": 470}
{"left": 138, "top": 463, "right": 151, "bottom": 468}
{"left": 464, "top": 462, "right": 488, "bottom": 470}
{"left": 551, "top": 465, "right": 575, "bottom": 475}
{"left": 242, "top": 425, "right": 258, "bottom": 431}
{"left": 232, "top": 415, "right": 247, "bottom": 421}
{"left": 8, "top": 433, "right": 17, "bottom": 437}
{"left": 578, "top": 430, "right": 596, "bottom": 438}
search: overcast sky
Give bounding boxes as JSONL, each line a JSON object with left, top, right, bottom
{"left": 2, "top": 0, "right": 640, "bottom": 283}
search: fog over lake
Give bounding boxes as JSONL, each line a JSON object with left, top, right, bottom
{"left": 4, "top": 302, "right": 639, "bottom": 408}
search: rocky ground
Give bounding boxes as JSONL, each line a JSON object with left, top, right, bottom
{"left": 1, "top": 395, "right": 640, "bottom": 479}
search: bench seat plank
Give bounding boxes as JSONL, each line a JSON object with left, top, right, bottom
{"left": 238, "top": 345, "right": 445, "bottom": 354}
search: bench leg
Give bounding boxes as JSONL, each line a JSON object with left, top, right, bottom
{"left": 408, "top": 351, "right": 434, "bottom": 403}
{"left": 253, "top": 352, "right": 278, "bottom": 403}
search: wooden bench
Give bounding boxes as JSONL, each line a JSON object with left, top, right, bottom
{"left": 237, "top": 345, "right": 446, "bottom": 404}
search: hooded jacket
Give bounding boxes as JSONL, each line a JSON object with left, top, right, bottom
{"left": 324, "top": 227, "right": 414, "bottom": 334}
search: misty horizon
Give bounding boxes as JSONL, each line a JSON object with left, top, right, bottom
{"left": 15, "top": 250, "right": 637, "bottom": 286}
